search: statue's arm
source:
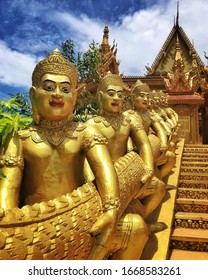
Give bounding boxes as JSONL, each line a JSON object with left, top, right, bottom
{"left": 159, "top": 118, "right": 172, "bottom": 136}
{"left": 83, "top": 125, "right": 119, "bottom": 203}
{"left": 82, "top": 125, "right": 120, "bottom": 259}
{"left": 163, "top": 111, "right": 175, "bottom": 128}
{"left": 0, "top": 132, "right": 23, "bottom": 209}
{"left": 166, "top": 109, "right": 177, "bottom": 126}
{"left": 151, "top": 121, "right": 168, "bottom": 151}
{"left": 129, "top": 116, "right": 154, "bottom": 183}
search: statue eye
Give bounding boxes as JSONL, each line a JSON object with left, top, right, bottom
{"left": 61, "top": 87, "right": 70, "bottom": 93}
{"left": 107, "top": 91, "right": 114, "bottom": 97}
{"left": 44, "top": 85, "right": 54, "bottom": 91}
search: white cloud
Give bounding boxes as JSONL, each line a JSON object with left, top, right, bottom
{"left": 0, "top": 41, "right": 39, "bottom": 88}
{"left": 55, "top": 12, "right": 104, "bottom": 51}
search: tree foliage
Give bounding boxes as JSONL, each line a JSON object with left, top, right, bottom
{"left": 0, "top": 95, "right": 33, "bottom": 146}
{"left": 0, "top": 95, "right": 33, "bottom": 179}
{"left": 8, "top": 92, "right": 32, "bottom": 116}
{"left": 61, "top": 39, "right": 101, "bottom": 121}
{"left": 61, "top": 39, "right": 102, "bottom": 83}
{"left": 73, "top": 88, "right": 98, "bottom": 122}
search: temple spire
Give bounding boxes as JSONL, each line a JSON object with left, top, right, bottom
{"left": 174, "top": 1, "right": 179, "bottom": 27}
{"left": 176, "top": 1, "right": 179, "bottom": 27}
{"left": 101, "top": 22, "right": 110, "bottom": 54}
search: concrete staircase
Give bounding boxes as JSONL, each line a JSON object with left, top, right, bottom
{"left": 169, "top": 144, "right": 208, "bottom": 260}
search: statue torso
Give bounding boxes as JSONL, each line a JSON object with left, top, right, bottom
{"left": 18, "top": 122, "right": 92, "bottom": 205}
{"left": 87, "top": 114, "right": 131, "bottom": 162}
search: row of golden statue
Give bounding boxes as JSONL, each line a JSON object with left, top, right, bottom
{"left": 0, "top": 49, "right": 180, "bottom": 260}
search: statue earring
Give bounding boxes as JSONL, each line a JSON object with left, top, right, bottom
{"left": 67, "top": 113, "right": 74, "bottom": 121}
{"left": 32, "top": 113, "right": 40, "bottom": 125}
{"left": 99, "top": 103, "right": 104, "bottom": 115}
{"left": 32, "top": 104, "right": 40, "bottom": 124}
{"left": 30, "top": 86, "right": 40, "bottom": 124}
{"left": 97, "top": 91, "right": 104, "bottom": 115}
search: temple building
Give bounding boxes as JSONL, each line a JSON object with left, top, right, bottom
{"left": 122, "top": 8, "right": 208, "bottom": 144}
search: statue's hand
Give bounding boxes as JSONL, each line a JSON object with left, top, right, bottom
{"left": 89, "top": 208, "right": 119, "bottom": 260}
{"left": 159, "top": 144, "right": 168, "bottom": 153}
{"left": 169, "top": 141, "right": 175, "bottom": 148}
{"left": 141, "top": 168, "right": 154, "bottom": 185}
{"left": 138, "top": 176, "right": 158, "bottom": 198}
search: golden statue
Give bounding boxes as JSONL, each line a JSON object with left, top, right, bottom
{"left": 86, "top": 72, "right": 166, "bottom": 222}
{"left": 159, "top": 91, "right": 179, "bottom": 127}
{"left": 158, "top": 90, "right": 180, "bottom": 148}
{"left": 130, "top": 81, "right": 176, "bottom": 179}
{"left": 150, "top": 90, "right": 174, "bottom": 135}
{"left": 0, "top": 50, "right": 150, "bottom": 260}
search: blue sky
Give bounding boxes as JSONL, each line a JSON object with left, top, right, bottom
{"left": 1, "top": 0, "right": 208, "bottom": 100}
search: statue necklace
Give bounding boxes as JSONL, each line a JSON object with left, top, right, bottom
{"left": 33, "top": 119, "right": 78, "bottom": 146}
{"left": 103, "top": 111, "right": 126, "bottom": 131}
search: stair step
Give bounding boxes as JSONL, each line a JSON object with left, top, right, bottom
{"left": 169, "top": 249, "right": 208, "bottom": 260}
{"left": 179, "top": 172, "right": 208, "bottom": 181}
{"left": 185, "top": 144, "right": 208, "bottom": 147}
{"left": 170, "top": 229, "right": 208, "bottom": 252}
{"left": 175, "top": 198, "right": 208, "bottom": 213}
{"left": 183, "top": 148, "right": 208, "bottom": 153}
{"left": 183, "top": 150, "right": 208, "bottom": 154}
{"left": 180, "top": 171, "right": 208, "bottom": 176}
{"left": 183, "top": 151, "right": 208, "bottom": 155}
{"left": 179, "top": 180, "right": 208, "bottom": 189}
{"left": 175, "top": 212, "right": 208, "bottom": 221}
{"left": 180, "top": 166, "right": 208, "bottom": 172}
{"left": 171, "top": 228, "right": 208, "bottom": 243}
{"left": 184, "top": 144, "right": 208, "bottom": 150}
{"left": 174, "top": 212, "right": 208, "bottom": 229}
{"left": 176, "top": 198, "right": 208, "bottom": 205}
{"left": 182, "top": 157, "right": 208, "bottom": 162}
{"left": 181, "top": 161, "right": 208, "bottom": 167}
{"left": 177, "top": 188, "right": 208, "bottom": 199}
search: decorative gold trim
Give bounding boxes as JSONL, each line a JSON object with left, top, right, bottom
{"left": 170, "top": 240, "right": 208, "bottom": 252}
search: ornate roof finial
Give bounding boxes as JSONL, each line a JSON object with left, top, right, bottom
{"left": 204, "top": 51, "right": 208, "bottom": 65}
{"left": 101, "top": 22, "right": 110, "bottom": 54}
{"left": 103, "top": 22, "right": 109, "bottom": 44}
{"left": 176, "top": 1, "right": 179, "bottom": 27}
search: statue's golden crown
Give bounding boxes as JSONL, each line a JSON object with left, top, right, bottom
{"left": 97, "top": 71, "right": 123, "bottom": 92}
{"left": 149, "top": 90, "right": 156, "bottom": 98}
{"left": 159, "top": 90, "right": 167, "bottom": 97}
{"left": 151, "top": 90, "right": 161, "bottom": 98}
{"left": 32, "top": 48, "right": 78, "bottom": 88}
{"left": 131, "top": 79, "right": 150, "bottom": 94}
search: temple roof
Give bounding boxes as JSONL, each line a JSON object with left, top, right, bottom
{"left": 168, "top": 93, "right": 204, "bottom": 105}
{"left": 147, "top": 22, "right": 204, "bottom": 76}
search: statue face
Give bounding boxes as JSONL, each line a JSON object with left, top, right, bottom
{"left": 133, "top": 91, "right": 149, "bottom": 110}
{"left": 152, "top": 96, "right": 160, "bottom": 108}
{"left": 101, "top": 85, "right": 123, "bottom": 113}
{"left": 32, "top": 73, "right": 76, "bottom": 121}
{"left": 160, "top": 95, "right": 168, "bottom": 107}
